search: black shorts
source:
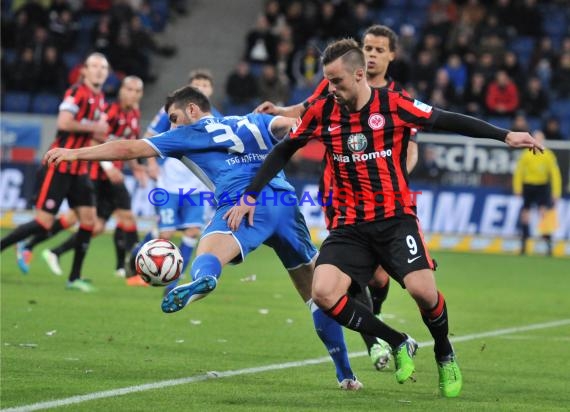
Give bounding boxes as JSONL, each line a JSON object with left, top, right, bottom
{"left": 316, "top": 215, "right": 435, "bottom": 290}
{"left": 34, "top": 166, "right": 95, "bottom": 213}
{"left": 94, "top": 179, "right": 132, "bottom": 221}
{"left": 522, "top": 184, "right": 552, "bottom": 209}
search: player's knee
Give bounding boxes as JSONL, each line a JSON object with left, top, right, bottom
{"left": 404, "top": 270, "right": 438, "bottom": 308}
{"left": 77, "top": 208, "right": 96, "bottom": 226}
{"left": 184, "top": 227, "right": 201, "bottom": 239}
{"left": 92, "top": 219, "right": 106, "bottom": 236}
{"left": 117, "top": 210, "right": 136, "bottom": 227}
{"left": 311, "top": 286, "right": 340, "bottom": 311}
{"left": 35, "top": 211, "right": 55, "bottom": 230}
{"left": 369, "top": 266, "right": 389, "bottom": 288}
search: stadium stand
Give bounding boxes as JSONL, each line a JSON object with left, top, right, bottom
{"left": 1, "top": 0, "right": 181, "bottom": 112}
{"left": 221, "top": 0, "right": 570, "bottom": 141}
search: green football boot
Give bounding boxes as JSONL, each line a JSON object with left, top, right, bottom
{"left": 437, "top": 355, "right": 463, "bottom": 397}
{"left": 393, "top": 335, "right": 418, "bottom": 383}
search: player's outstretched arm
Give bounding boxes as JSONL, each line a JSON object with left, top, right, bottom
{"left": 433, "top": 110, "right": 544, "bottom": 153}
{"left": 44, "top": 140, "right": 158, "bottom": 166}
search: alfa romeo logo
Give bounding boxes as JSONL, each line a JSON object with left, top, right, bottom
{"left": 347, "top": 133, "right": 367, "bottom": 152}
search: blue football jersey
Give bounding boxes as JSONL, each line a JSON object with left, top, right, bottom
{"left": 146, "top": 105, "right": 223, "bottom": 168}
{"left": 143, "top": 113, "right": 294, "bottom": 204}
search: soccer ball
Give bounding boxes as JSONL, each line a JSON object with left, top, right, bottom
{"left": 135, "top": 239, "right": 183, "bottom": 286}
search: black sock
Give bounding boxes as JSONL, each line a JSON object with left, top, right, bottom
{"left": 24, "top": 219, "right": 65, "bottom": 251}
{"left": 420, "top": 291, "right": 453, "bottom": 360}
{"left": 52, "top": 233, "right": 78, "bottom": 257}
{"left": 68, "top": 226, "right": 93, "bottom": 282}
{"left": 351, "top": 287, "right": 380, "bottom": 352}
{"left": 124, "top": 229, "right": 138, "bottom": 252}
{"left": 370, "top": 277, "right": 390, "bottom": 315}
{"left": 1, "top": 220, "right": 48, "bottom": 251}
{"left": 543, "top": 234, "right": 553, "bottom": 255}
{"left": 521, "top": 223, "right": 530, "bottom": 252}
{"left": 113, "top": 227, "right": 126, "bottom": 270}
{"left": 327, "top": 294, "right": 406, "bottom": 349}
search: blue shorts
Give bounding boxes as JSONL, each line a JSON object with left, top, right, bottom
{"left": 202, "top": 189, "right": 317, "bottom": 270}
{"left": 157, "top": 193, "right": 205, "bottom": 231}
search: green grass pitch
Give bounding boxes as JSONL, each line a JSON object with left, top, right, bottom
{"left": 1, "top": 233, "right": 569, "bottom": 411}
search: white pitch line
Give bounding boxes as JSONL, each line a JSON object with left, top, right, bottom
{"left": 3, "top": 318, "right": 569, "bottom": 412}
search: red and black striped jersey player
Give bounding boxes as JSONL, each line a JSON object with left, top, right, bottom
{"left": 226, "top": 39, "right": 543, "bottom": 398}
{"left": 39, "top": 76, "right": 147, "bottom": 286}
{"left": 255, "top": 25, "right": 418, "bottom": 371}
{"left": 1, "top": 53, "right": 110, "bottom": 292}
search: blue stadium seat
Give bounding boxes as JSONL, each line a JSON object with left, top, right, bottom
{"left": 1, "top": 91, "right": 32, "bottom": 113}
{"left": 287, "top": 86, "right": 314, "bottom": 106}
{"left": 384, "top": 0, "right": 407, "bottom": 8}
{"left": 75, "top": 14, "right": 99, "bottom": 53}
{"left": 486, "top": 116, "right": 512, "bottom": 130}
{"left": 509, "top": 36, "right": 535, "bottom": 69}
{"left": 559, "top": 118, "right": 570, "bottom": 140}
{"left": 3, "top": 48, "right": 17, "bottom": 66}
{"left": 62, "top": 52, "right": 82, "bottom": 71}
{"left": 149, "top": 0, "right": 170, "bottom": 32}
{"left": 248, "top": 63, "right": 264, "bottom": 78}
{"left": 407, "top": 0, "right": 431, "bottom": 8}
{"left": 401, "top": 9, "right": 427, "bottom": 29}
{"left": 223, "top": 100, "right": 256, "bottom": 116}
{"left": 103, "top": 72, "right": 122, "bottom": 96}
{"left": 543, "top": 14, "right": 567, "bottom": 38}
{"left": 527, "top": 116, "right": 542, "bottom": 133}
{"left": 375, "top": 8, "right": 402, "bottom": 29}
{"left": 31, "top": 93, "right": 61, "bottom": 114}
{"left": 550, "top": 99, "right": 570, "bottom": 119}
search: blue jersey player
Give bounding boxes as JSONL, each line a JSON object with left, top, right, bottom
{"left": 134, "top": 70, "right": 223, "bottom": 286}
{"left": 44, "top": 85, "right": 362, "bottom": 390}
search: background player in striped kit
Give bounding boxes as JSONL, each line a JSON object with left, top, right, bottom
{"left": 39, "top": 76, "right": 147, "bottom": 287}
{"left": 1, "top": 53, "right": 109, "bottom": 292}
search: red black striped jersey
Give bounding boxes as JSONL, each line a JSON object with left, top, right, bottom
{"left": 47, "top": 83, "right": 106, "bottom": 175}
{"left": 290, "top": 88, "right": 438, "bottom": 229}
{"left": 89, "top": 102, "right": 141, "bottom": 181}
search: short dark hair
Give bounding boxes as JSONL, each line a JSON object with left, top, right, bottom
{"left": 321, "top": 38, "right": 365, "bottom": 70}
{"left": 362, "top": 25, "right": 398, "bottom": 51}
{"left": 165, "top": 85, "right": 211, "bottom": 114}
{"left": 187, "top": 69, "right": 214, "bottom": 85}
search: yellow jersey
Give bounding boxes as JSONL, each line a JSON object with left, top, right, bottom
{"left": 513, "top": 149, "right": 562, "bottom": 198}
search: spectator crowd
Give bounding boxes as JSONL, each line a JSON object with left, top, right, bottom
{"left": 223, "top": 0, "right": 570, "bottom": 140}
{"left": 1, "top": 0, "right": 181, "bottom": 112}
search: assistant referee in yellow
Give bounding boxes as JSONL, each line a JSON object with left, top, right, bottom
{"left": 513, "top": 131, "right": 562, "bottom": 256}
